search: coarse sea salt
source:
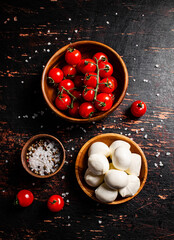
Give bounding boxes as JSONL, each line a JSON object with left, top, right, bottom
{"left": 27, "top": 139, "right": 61, "bottom": 176}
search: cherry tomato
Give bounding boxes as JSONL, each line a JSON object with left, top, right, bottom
{"left": 108, "top": 93, "right": 115, "bottom": 104}
{"left": 79, "top": 59, "right": 96, "bottom": 74}
{"left": 68, "top": 101, "right": 80, "bottom": 117}
{"left": 62, "top": 65, "right": 77, "bottom": 79}
{"left": 47, "top": 195, "right": 64, "bottom": 212}
{"left": 99, "top": 61, "right": 113, "bottom": 78}
{"left": 71, "top": 89, "right": 82, "bottom": 101}
{"left": 95, "top": 93, "right": 113, "bottom": 111}
{"left": 65, "top": 48, "right": 81, "bottom": 66}
{"left": 93, "top": 52, "right": 108, "bottom": 63}
{"left": 79, "top": 102, "right": 95, "bottom": 118}
{"left": 84, "top": 72, "right": 100, "bottom": 88}
{"left": 74, "top": 75, "right": 84, "bottom": 88}
{"left": 82, "top": 87, "right": 95, "bottom": 101}
{"left": 16, "top": 190, "right": 34, "bottom": 207}
{"left": 131, "top": 100, "right": 147, "bottom": 117}
{"left": 48, "top": 68, "right": 64, "bottom": 84}
{"left": 55, "top": 93, "right": 71, "bottom": 111}
{"left": 58, "top": 79, "right": 75, "bottom": 93}
{"left": 99, "top": 77, "right": 117, "bottom": 93}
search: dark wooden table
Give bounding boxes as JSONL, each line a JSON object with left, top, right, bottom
{"left": 0, "top": 1, "right": 174, "bottom": 239}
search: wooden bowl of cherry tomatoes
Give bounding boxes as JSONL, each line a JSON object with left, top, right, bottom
{"left": 41, "top": 40, "right": 128, "bottom": 123}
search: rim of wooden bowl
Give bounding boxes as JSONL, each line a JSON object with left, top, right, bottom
{"left": 41, "top": 40, "right": 129, "bottom": 123}
{"left": 75, "top": 133, "right": 148, "bottom": 204}
{"left": 21, "top": 134, "right": 65, "bottom": 178}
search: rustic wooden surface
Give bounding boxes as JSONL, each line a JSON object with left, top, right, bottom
{"left": 0, "top": 0, "right": 174, "bottom": 239}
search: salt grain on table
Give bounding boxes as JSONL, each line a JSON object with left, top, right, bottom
{"left": 159, "top": 161, "right": 163, "bottom": 167}
{"left": 166, "top": 152, "right": 171, "bottom": 156}
{"left": 154, "top": 163, "right": 158, "bottom": 168}
{"left": 144, "top": 134, "right": 148, "bottom": 139}
{"left": 155, "top": 152, "right": 160, "bottom": 158}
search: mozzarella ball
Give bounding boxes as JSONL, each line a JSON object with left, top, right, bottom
{"left": 95, "top": 183, "right": 118, "bottom": 203}
{"left": 126, "top": 153, "right": 141, "bottom": 176}
{"left": 110, "top": 140, "right": 130, "bottom": 157}
{"left": 104, "top": 169, "right": 128, "bottom": 190}
{"left": 112, "top": 146, "right": 131, "bottom": 171}
{"left": 88, "top": 154, "right": 109, "bottom": 175}
{"left": 119, "top": 175, "right": 140, "bottom": 198}
{"left": 84, "top": 168, "right": 104, "bottom": 187}
{"left": 88, "top": 142, "right": 110, "bottom": 157}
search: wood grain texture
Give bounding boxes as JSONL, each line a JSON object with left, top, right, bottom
{"left": 0, "top": 0, "right": 174, "bottom": 240}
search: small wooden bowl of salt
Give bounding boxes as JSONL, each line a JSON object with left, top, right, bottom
{"left": 21, "top": 134, "right": 65, "bottom": 178}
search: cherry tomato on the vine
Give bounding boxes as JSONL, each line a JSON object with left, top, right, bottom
{"left": 108, "top": 93, "right": 115, "bottom": 104}
{"left": 47, "top": 195, "right": 64, "bottom": 212}
{"left": 95, "top": 93, "right": 113, "bottom": 111}
{"left": 99, "top": 61, "right": 113, "bottom": 78}
{"left": 58, "top": 79, "right": 75, "bottom": 93}
{"left": 79, "top": 59, "right": 96, "bottom": 74}
{"left": 82, "top": 87, "right": 95, "bottom": 101}
{"left": 74, "top": 75, "right": 84, "bottom": 88}
{"left": 99, "top": 77, "right": 117, "bottom": 93}
{"left": 16, "top": 190, "right": 34, "bottom": 207}
{"left": 55, "top": 93, "right": 71, "bottom": 111}
{"left": 79, "top": 102, "right": 95, "bottom": 118}
{"left": 84, "top": 72, "right": 100, "bottom": 88}
{"left": 71, "top": 89, "right": 82, "bottom": 101}
{"left": 131, "top": 100, "right": 147, "bottom": 117}
{"left": 68, "top": 101, "right": 80, "bottom": 117}
{"left": 93, "top": 52, "right": 108, "bottom": 63}
{"left": 62, "top": 65, "right": 77, "bottom": 78}
{"left": 65, "top": 48, "right": 82, "bottom": 66}
{"left": 48, "top": 68, "right": 64, "bottom": 84}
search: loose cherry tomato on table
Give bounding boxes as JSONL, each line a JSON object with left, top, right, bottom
{"left": 79, "top": 102, "right": 95, "bottom": 118}
{"left": 99, "top": 77, "right": 117, "bottom": 93}
{"left": 93, "top": 52, "right": 108, "bottom": 63}
{"left": 16, "top": 190, "right": 34, "bottom": 207}
{"left": 82, "top": 87, "right": 95, "bottom": 101}
{"left": 48, "top": 68, "right": 64, "bottom": 84}
{"left": 84, "top": 72, "right": 100, "bottom": 88}
{"left": 65, "top": 48, "right": 82, "bottom": 66}
{"left": 58, "top": 79, "right": 75, "bottom": 93}
{"left": 62, "top": 65, "right": 77, "bottom": 78}
{"left": 68, "top": 101, "right": 80, "bottom": 117}
{"left": 74, "top": 75, "right": 84, "bottom": 88}
{"left": 95, "top": 93, "right": 113, "bottom": 111}
{"left": 47, "top": 195, "right": 64, "bottom": 212}
{"left": 131, "top": 100, "right": 147, "bottom": 117}
{"left": 55, "top": 93, "right": 71, "bottom": 111}
{"left": 79, "top": 59, "right": 96, "bottom": 74}
{"left": 99, "top": 61, "right": 113, "bottom": 78}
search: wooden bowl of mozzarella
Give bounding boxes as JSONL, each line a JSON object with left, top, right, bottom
{"left": 75, "top": 133, "right": 148, "bottom": 204}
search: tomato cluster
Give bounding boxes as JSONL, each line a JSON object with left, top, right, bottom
{"left": 48, "top": 48, "right": 118, "bottom": 119}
